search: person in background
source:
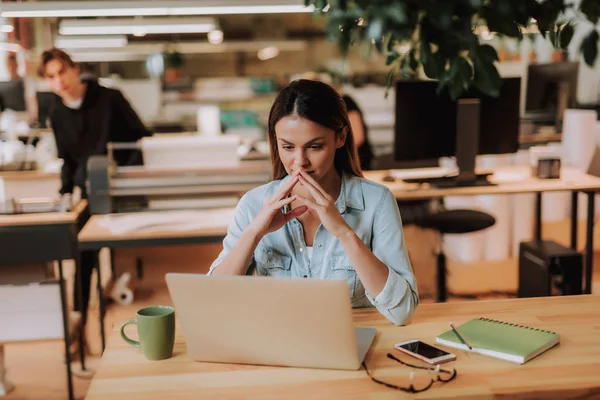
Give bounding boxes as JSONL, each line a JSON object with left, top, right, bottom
{"left": 5, "top": 52, "right": 38, "bottom": 123}
{"left": 79, "top": 62, "right": 98, "bottom": 83}
{"left": 209, "top": 79, "right": 418, "bottom": 325}
{"left": 38, "top": 47, "right": 150, "bottom": 347}
{"left": 300, "top": 72, "right": 374, "bottom": 170}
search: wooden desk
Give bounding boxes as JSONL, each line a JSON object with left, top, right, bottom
{"left": 365, "top": 166, "right": 600, "bottom": 297}
{"left": 0, "top": 200, "right": 90, "bottom": 400}
{"left": 78, "top": 214, "right": 229, "bottom": 251}
{"left": 85, "top": 295, "right": 600, "bottom": 399}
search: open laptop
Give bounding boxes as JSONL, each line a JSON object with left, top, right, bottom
{"left": 165, "top": 273, "right": 377, "bottom": 370}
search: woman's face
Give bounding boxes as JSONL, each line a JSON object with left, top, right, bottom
{"left": 274, "top": 115, "right": 345, "bottom": 181}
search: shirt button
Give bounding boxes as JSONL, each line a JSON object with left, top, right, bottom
{"left": 299, "top": 248, "right": 304, "bottom": 253}
{"left": 317, "top": 244, "right": 322, "bottom": 248}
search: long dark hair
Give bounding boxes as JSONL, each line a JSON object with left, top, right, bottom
{"left": 267, "top": 79, "right": 363, "bottom": 180}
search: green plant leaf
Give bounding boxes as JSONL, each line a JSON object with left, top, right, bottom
{"left": 476, "top": 44, "right": 499, "bottom": 63}
{"left": 581, "top": 29, "right": 599, "bottom": 67}
{"left": 581, "top": 0, "right": 600, "bottom": 24}
{"left": 386, "top": 50, "right": 400, "bottom": 66}
{"left": 473, "top": 60, "right": 501, "bottom": 98}
{"left": 385, "top": 68, "right": 395, "bottom": 98}
{"left": 386, "top": 3, "right": 407, "bottom": 25}
{"left": 422, "top": 50, "right": 446, "bottom": 79}
{"left": 409, "top": 48, "right": 419, "bottom": 72}
{"left": 367, "top": 16, "right": 384, "bottom": 40}
{"left": 559, "top": 23, "right": 574, "bottom": 49}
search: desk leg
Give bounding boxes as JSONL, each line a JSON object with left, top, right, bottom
{"left": 0, "top": 345, "right": 14, "bottom": 396}
{"left": 571, "top": 192, "right": 578, "bottom": 249}
{"left": 96, "top": 257, "right": 106, "bottom": 353}
{"left": 585, "top": 192, "right": 595, "bottom": 294}
{"left": 74, "top": 253, "right": 86, "bottom": 372}
{"left": 58, "top": 261, "right": 75, "bottom": 400}
{"left": 535, "top": 193, "right": 542, "bottom": 241}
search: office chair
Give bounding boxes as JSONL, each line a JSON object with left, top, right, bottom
{"left": 414, "top": 203, "right": 495, "bottom": 302}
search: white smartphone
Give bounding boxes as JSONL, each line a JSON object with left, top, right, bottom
{"left": 394, "top": 339, "right": 456, "bottom": 364}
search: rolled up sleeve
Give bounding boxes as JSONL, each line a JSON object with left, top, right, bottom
{"left": 207, "top": 193, "right": 255, "bottom": 275}
{"left": 366, "top": 189, "right": 419, "bottom": 325}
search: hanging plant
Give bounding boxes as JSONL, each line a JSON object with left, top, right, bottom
{"left": 306, "top": 0, "right": 600, "bottom": 99}
{"left": 163, "top": 50, "right": 185, "bottom": 69}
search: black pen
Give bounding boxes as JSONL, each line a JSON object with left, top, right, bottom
{"left": 449, "top": 322, "right": 473, "bottom": 350}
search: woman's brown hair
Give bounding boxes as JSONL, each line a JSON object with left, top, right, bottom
{"left": 267, "top": 79, "right": 363, "bottom": 180}
{"left": 37, "top": 47, "right": 76, "bottom": 78}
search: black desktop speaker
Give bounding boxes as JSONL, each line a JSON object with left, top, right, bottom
{"left": 518, "top": 240, "right": 582, "bottom": 298}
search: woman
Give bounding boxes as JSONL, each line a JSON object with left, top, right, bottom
{"left": 209, "top": 79, "right": 417, "bottom": 325}
{"left": 38, "top": 48, "right": 149, "bottom": 343}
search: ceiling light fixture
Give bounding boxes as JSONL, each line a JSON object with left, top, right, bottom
{"left": 208, "top": 30, "right": 224, "bottom": 44}
{"left": 59, "top": 17, "right": 217, "bottom": 36}
{"left": 1, "top": 1, "right": 313, "bottom": 18}
{"left": 257, "top": 46, "right": 279, "bottom": 60}
{"left": 54, "top": 35, "right": 129, "bottom": 49}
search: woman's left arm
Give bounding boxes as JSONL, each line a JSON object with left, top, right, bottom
{"left": 295, "top": 171, "right": 418, "bottom": 325}
{"left": 337, "top": 189, "right": 418, "bottom": 325}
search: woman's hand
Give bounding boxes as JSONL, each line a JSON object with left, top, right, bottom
{"left": 248, "top": 172, "right": 308, "bottom": 238}
{"left": 294, "top": 169, "right": 352, "bottom": 238}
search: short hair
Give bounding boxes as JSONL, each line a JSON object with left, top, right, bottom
{"left": 37, "top": 47, "right": 76, "bottom": 78}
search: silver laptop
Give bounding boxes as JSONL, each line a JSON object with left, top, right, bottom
{"left": 165, "top": 273, "right": 377, "bottom": 370}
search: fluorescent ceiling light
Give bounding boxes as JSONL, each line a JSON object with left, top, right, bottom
{"left": 1, "top": 1, "right": 313, "bottom": 18}
{"left": 257, "top": 46, "right": 279, "bottom": 60}
{"left": 1, "top": 25, "right": 14, "bottom": 33}
{"left": 55, "top": 35, "right": 128, "bottom": 49}
{"left": 0, "top": 41, "right": 21, "bottom": 52}
{"left": 68, "top": 40, "right": 307, "bottom": 62}
{"left": 59, "top": 17, "right": 217, "bottom": 36}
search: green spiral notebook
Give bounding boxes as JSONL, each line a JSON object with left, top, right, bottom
{"left": 436, "top": 317, "right": 560, "bottom": 364}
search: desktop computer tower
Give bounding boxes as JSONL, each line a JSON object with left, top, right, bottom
{"left": 518, "top": 240, "right": 582, "bottom": 298}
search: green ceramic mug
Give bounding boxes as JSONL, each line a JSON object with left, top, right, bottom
{"left": 120, "top": 305, "right": 175, "bottom": 361}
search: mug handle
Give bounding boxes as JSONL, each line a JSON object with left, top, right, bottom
{"left": 120, "top": 319, "right": 140, "bottom": 348}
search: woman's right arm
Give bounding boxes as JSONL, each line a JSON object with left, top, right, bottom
{"left": 209, "top": 174, "right": 306, "bottom": 275}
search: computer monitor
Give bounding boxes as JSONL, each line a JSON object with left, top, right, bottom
{"left": 525, "top": 61, "right": 579, "bottom": 131}
{"left": 0, "top": 80, "right": 26, "bottom": 112}
{"left": 394, "top": 77, "right": 521, "bottom": 187}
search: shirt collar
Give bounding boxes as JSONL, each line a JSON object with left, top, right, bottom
{"left": 278, "top": 172, "right": 365, "bottom": 214}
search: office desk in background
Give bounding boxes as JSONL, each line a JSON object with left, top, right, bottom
{"left": 365, "top": 166, "right": 600, "bottom": 295}
{"left": 0, "top": 200, "right": 89, "bottom": 400}
{"left": 78, "top": 209, "right": 232, "bottom": 352}
{"left": 85, "top": 294, "right": 600, "bottom": 400}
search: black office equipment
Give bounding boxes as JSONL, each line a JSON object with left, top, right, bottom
{"left": 525, "top": 61, "right": 579, "bottom": 132}
{"left": 394, "top": 77, "right": 521, "bottom": 187}
{"left": 0, "top": 79, "right": 26, "bottom": 111}
{"left": 518, "top": 240, "right": 582, "bottom": 298}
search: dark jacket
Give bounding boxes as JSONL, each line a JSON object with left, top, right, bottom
{"left": 50, "top": 81, "right": 150, "bottom": 197}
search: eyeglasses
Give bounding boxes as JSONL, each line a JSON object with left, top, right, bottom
{"left": 363, "top": 353, "right": 457, "bottom": 393}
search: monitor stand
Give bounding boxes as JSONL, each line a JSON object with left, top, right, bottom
{"left": 431, "top": 98, "right": 496, "bottom": 189}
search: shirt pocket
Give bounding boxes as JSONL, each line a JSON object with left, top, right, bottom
{"left": 329, "top": 251, "right": 357, "bottom": 298}
{"left": 255, "top": 247, "right": 292, "bottom": 277}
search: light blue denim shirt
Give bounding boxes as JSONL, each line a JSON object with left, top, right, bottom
{"left": 209, "top": 173, "right": 419, "bottom": 325}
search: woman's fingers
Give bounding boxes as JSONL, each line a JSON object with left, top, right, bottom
{"left": 298, "top": 169, "right": 330, "bottom": 200}
{"left": 272, "top": 195, "right": 297, "bottom": 210}
{"left": 270, "top": 175, "right": 299, "bottom": 203}
{"left": 293, "top": 195, "right": 319, "bottom": 211}
{"left": 284, "top": 205, "right": 308, "bottom": 221}
{"left": 298, "top": 175, "right": 328, "bottom": 204}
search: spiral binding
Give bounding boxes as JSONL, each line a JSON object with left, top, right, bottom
{"left": 478, "top": 317, "right": 557, "bottom": 335}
